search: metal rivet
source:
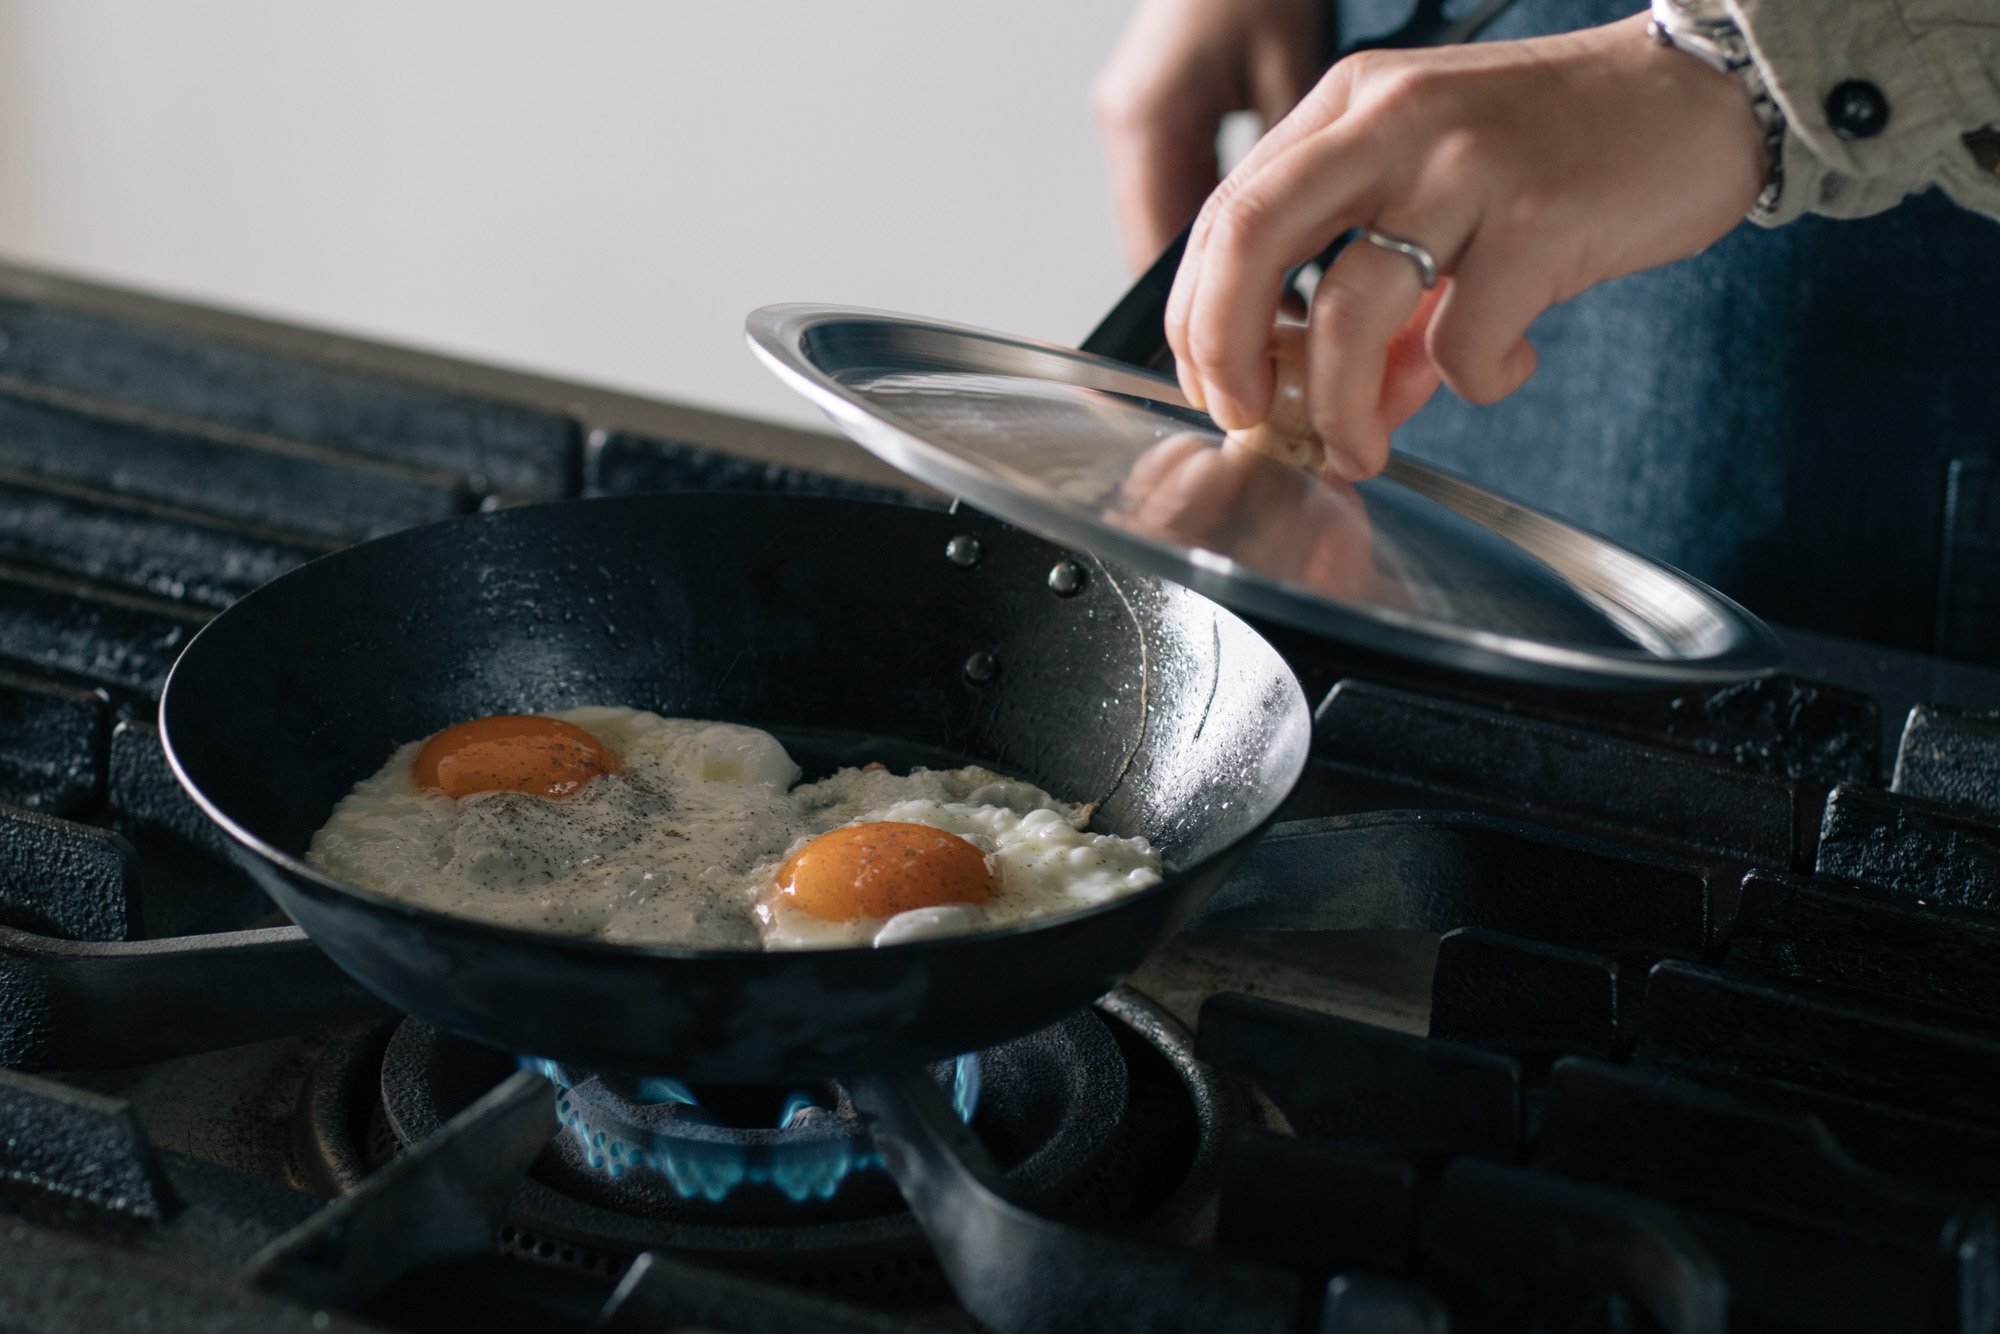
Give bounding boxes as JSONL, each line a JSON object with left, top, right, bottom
{"left": 1047, "top": 561, "right": 1084, "bottom": 597}
{"left": 962, "top": 651, "right": 998, "bottom": 685}
{"left": 945, "top": 535, "right": 983, "bottom": 568}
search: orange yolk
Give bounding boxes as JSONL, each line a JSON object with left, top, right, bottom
{"left": 411, "top": 715, "right": 617, "bottom": 799}
{"left": 775, "top": 821, "right": 994, "bottom": 922}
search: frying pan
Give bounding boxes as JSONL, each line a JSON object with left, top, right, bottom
{"left": 159, "top": 493, "right": 1310, "bottom": 1081}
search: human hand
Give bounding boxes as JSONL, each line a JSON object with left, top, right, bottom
{"left": 1166, "top": 13, "right": 1772, "bottom": 480}
{"left": 1227, "top": 316, "right": 1443, "bottom": 479}
{"left": 1092, "top": 0, "right": 1324, "bottom": 273}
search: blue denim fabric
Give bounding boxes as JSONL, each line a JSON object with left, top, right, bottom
{"left": 1337, "top": 0, "right": 2000, "bottom": 655}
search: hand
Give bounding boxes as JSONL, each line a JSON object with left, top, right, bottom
{"left": 1228, "top": 316, "right": 1443, "bottom": 479}
{"left": 1092, "top": 0, "right": 1324, "bottom": 273}
{"left": 1165, "top": 13, "right": 1772, "bottom": 480}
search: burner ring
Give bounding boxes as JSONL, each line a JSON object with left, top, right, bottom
{"left": 529, "top": 1056, "right": 982, "bottom": 1204}
{"left": 296, "top": 987, "right": 1239, "bottom": 1308}
{"left": 377, "top": 1008, "right": 1128, "bottom": 1229}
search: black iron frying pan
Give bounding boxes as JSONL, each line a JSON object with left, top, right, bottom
{"left": 159, "top": 493, "right": 1310, "bottom": 1081}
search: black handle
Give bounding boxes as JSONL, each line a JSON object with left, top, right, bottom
{"left": 0, "top": 922, "right": 395, "bottom": 1070}
{"left": 848, "top": 1067, "right": 1303, "bottom": 1334}
{"left": 1190, "top": 810, "right": 1711, "bottom": 946}
{"left": 1078, "top": 226, "right": 1189, "bottom": 372}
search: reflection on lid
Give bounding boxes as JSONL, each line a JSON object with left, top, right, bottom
{"left": 858, "top": 367, "right": 1644, "bottom": 653}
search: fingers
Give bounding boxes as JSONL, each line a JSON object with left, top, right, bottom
{"left": 1094, "top": 0, "right": 1326, "bottom": 277}
{"left": 1378, "top": 283, "right": 1448, "bottom": 436}
{"left": 1249, "top": 28, "right": 1335, "bottom": 152}
{"left": 1103, "top": 126, "right": 1218, "bottom": 274}
{"left": 1422, "top": 243, "right": 1547, "bottom": 404}
{"left": 1302, "top": 236, "right": 1431, "bottom": 480}
{"left": 1162, "top": 55, "right": 1376, "bottom": 419}
{"left": 1090, "top": 0, "right": 1230, "bottom": 274}
{"left": 1203, "top": 55, "right": 1365, "bottom": 214}
{"left": 1225, "top": 322, "right": 1322, "bottom": 469}
{"left": 1166, "top": 116, "right": 1390, "bottom": 428}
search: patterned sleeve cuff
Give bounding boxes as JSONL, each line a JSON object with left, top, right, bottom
{"left": 1724, "top": 0, "right": 2000, "bottom": 225}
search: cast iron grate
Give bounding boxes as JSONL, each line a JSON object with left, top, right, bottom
{"left": 1, "top": 281, "right": 2000, "bottom": 1333}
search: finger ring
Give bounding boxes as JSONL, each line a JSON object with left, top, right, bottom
{"left": 1359, "top": 228, "right": 1440, "bottom": 290}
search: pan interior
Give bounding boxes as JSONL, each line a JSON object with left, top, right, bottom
{"left": 160, "top": 495, "right": 1310, "bottom": 944}
{"left": 757, "top": 727, "right": 982, "bottom": 786}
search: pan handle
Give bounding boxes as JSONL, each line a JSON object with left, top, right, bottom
{"left": 1191, "top": 810, "right": 1709, "bottom": 941}
{"left": 848, "top": 1067, "right": 1303, "bottom": 1333}
{"left": 1078, "top": 228, "right": 1189, "bottom": 374}
{"left": 0, "top": 922, "right": 395, "bottom": 1071}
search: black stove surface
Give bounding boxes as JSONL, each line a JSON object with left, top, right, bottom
{"left": 3, "top": 264, "right": 2000, "bottom": 1333}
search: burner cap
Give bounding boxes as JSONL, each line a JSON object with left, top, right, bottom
{"left": 529, "top": 1058, "right": 980, "bottom": 1207}
{"left": 379, "top": 1008, "right": 1127, "bottom": 1228}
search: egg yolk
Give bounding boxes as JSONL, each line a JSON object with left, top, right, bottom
{"left": 775, "top": 821, "right": 994, "bottom": 922}
{"left": 411, "top": 715, "right": 617, "bottom": 799}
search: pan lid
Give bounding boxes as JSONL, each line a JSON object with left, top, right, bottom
{"left": 745, "top": 304, "right": 1782, "bottom": 689}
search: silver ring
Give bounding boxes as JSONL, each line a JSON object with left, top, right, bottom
{"left": 1359, "top": 228, "right": 1440, "bottom": 290}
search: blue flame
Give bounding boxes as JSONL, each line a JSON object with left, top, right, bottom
{"left": 633, "top": 1076, "right": 699, "bottom": 1107}
{"left": 518, "top": 1053, "right": 981, "bottom": 1201}
{"left": 951, "top": 1051, "right": 982, "bottom": 1122}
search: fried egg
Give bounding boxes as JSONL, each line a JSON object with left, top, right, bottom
{"left": 754, "top": 764, "right": 1164, "bottom": 949}
{"left": 305, "top": 707, "right": 1163, "bottom": 951}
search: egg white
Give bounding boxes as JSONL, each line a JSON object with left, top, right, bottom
{"left": 304, "top": 708, "right": 1163, "bottom": 951}
{"left": 753, "top": 770, "right": 1164, "bottom": 948}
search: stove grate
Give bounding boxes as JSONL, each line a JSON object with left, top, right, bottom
{"left": 0, "top": 277, "right": 1995, "bottom": 1331}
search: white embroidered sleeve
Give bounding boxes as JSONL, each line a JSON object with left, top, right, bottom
{"left": 1723, "top": 0, "right": 2000, "bottom": 224}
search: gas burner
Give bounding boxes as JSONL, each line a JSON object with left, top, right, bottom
{"left": 525, "top": 1054, "right": 981, "bottom": 1205}
{"left": 440, "top": 1012, "right": 1119, "bottom": 1230}
{"left": 296, "top": 988, "right": 1239, "bottom": 1306}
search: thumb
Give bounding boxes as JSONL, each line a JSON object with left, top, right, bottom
{"left": 1106, "top": 129, "right": 1219, "bottom": 274}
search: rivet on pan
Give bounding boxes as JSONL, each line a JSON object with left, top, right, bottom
{"left": 962, "top": 651, "right": 998, "bottom": 685}
{"left": 1047, "top": 561, "right": 1084, "bottom": 597}
{"left": 945, "top": 535, "right": 983, "bottom": 568}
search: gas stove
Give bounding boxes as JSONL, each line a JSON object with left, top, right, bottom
{"left": 3, "top": 263, "right": 2000, "bottom": 1334}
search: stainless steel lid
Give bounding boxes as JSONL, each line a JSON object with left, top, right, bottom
{"left": 745, "top": 304, "right": 1782, "bottom": 688}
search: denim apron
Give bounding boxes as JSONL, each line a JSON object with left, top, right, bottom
{"left": 1340, "top": 0, "right": 2000, "bottom": 658}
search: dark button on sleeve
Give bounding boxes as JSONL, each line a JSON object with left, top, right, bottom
{"left": 1826, "top": 80, "right": 1890, "bottom": 140}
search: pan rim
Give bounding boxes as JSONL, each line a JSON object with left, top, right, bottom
{"left": 157, "top": 494, "right": 1312, "bottom": 966}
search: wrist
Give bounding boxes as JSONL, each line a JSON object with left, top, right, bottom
{"left": 1644, "top": 0, "right": 1786, "bottom": 217}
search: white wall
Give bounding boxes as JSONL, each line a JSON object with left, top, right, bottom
{"left": 0, "top": 2, "right": 1135, "bottom": 427}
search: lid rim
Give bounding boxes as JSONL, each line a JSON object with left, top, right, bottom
{"left": 746, "top": 304, "right": 1784, "bottom": 691}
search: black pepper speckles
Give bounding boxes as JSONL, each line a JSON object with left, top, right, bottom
{"left": 306, "top": 710, "right": 1162, "bottom": 953}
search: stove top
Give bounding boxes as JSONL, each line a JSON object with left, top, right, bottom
{"left": 3, "top": 261, "right": 2000, "bottom": 1333}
